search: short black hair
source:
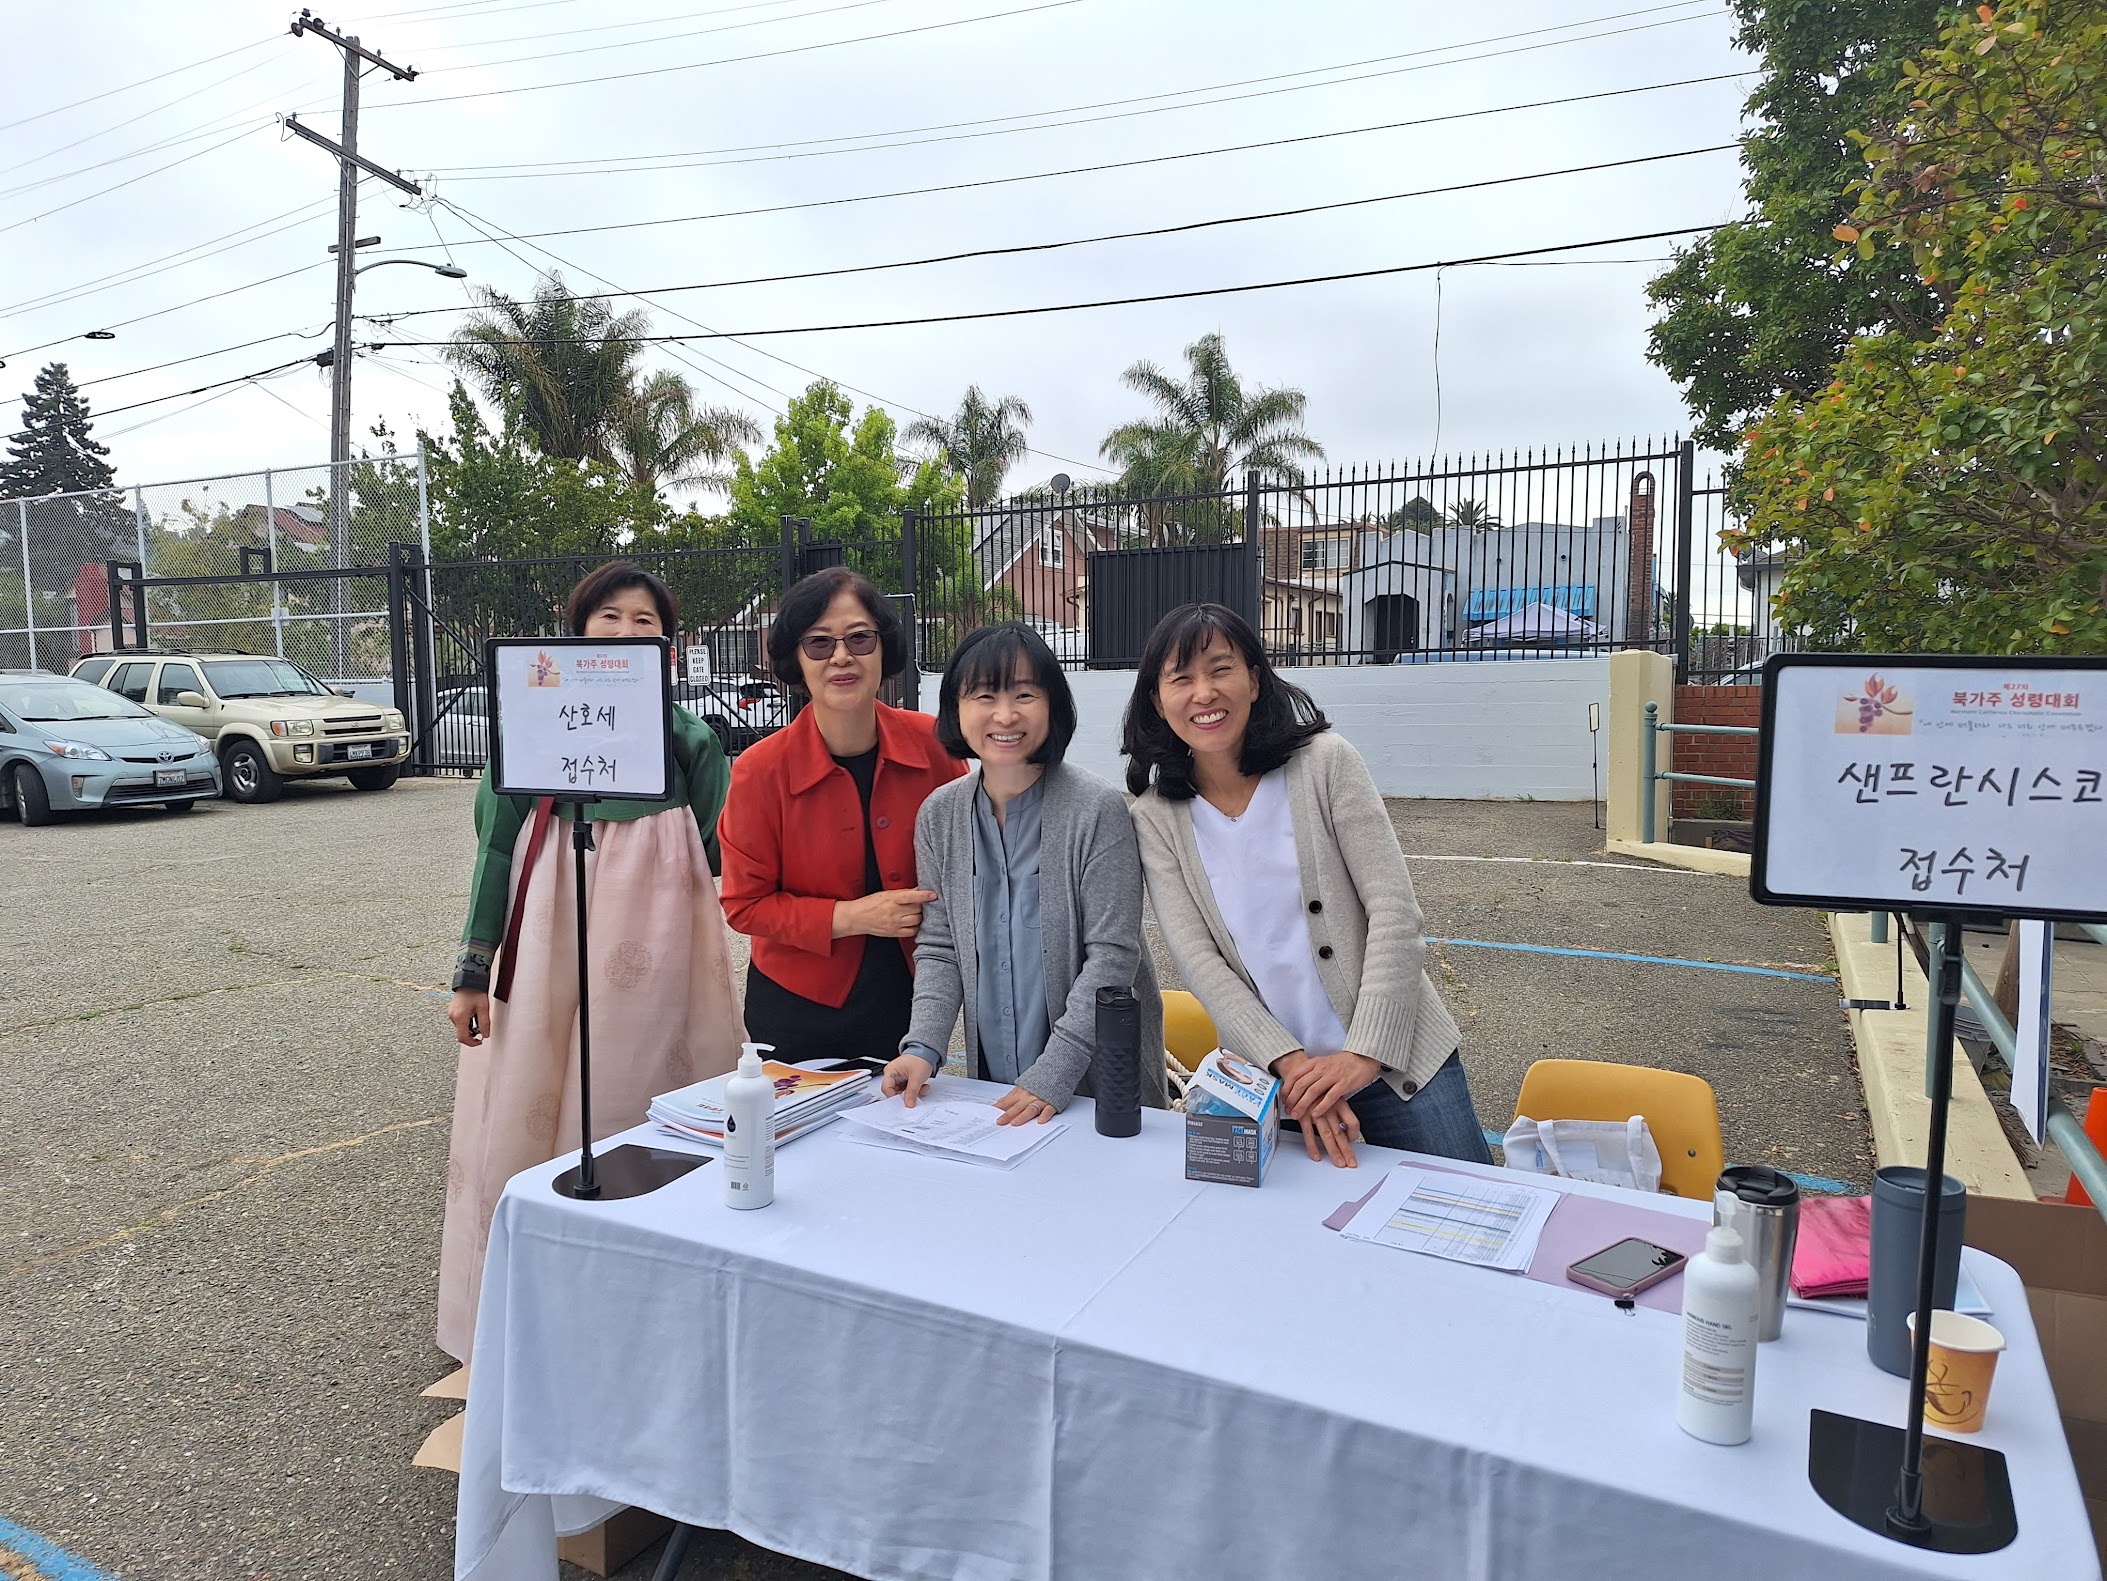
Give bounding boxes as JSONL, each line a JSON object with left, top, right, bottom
{"left": 567, "top": 560, "right": 679, "bottom": 636}
{"left": 934, "top": 623, "right": 1076, "bottom": 768}
{"left": 767, "top": 566, "right": 906, "bottom": 691}
{"left": 1121, "top": 602, "right": 1329, "bottom": 798}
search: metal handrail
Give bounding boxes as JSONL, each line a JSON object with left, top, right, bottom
{"left": 1640, "top": 701, "right": 1759, "bottom": 842}
{"left": 1897, "top": 916, "right": 2107, "bottom": 1223}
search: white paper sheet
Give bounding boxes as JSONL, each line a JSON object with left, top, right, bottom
{"left": 836, "top": 1094, "right": 1067, "bottom": 1168}
{"left": 1337, "top": 1164, "right": 1559, "bottom": 1271}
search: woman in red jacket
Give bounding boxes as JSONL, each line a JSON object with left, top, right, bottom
{"left": 720, "top": 567, "right": 965, "bottom": 1063}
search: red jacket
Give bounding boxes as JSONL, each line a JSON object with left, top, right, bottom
{"left": 719, "top": 702, "right": 965, "bottom": 1008}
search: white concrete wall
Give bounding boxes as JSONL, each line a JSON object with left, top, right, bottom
{"left": 1062, "top": 658, "right": 1612, "bottom": 801}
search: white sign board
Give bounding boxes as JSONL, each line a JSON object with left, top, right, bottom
{"left": 1753, "top": 655, "right": 2107, "bottom": 918}
{"left": 685, "top": 644, "right": 711, "bottom": 685}
{"left": 486, "top": 637, "right": 673, "bottom": 801}
{"left": 2011, "top": 919, "right": 2054, "bottom": 1144}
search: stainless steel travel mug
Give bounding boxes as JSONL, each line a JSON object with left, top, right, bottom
{"left": 1713, "top": 1165, "right": 1800, "bottom": 1342}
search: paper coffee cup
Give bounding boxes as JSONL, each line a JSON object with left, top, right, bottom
{"left": 1905, "top": 1310, "right": 2006, "bottom": 1433}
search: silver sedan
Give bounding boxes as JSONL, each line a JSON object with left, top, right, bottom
{"left": 0, "top": 672, "right": 221, "bottom": 825}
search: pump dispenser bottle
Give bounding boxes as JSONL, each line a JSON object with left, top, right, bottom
{"left": 722, "top": 1042, "right": 776, "bottom": 1209}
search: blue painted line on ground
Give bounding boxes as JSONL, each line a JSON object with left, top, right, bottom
{"left": 1432, "top": 938, "right": 1831, "bottom": 982}
{"left": 1475, "top": 1130, "right": 1857, "bottom": 1196}
{"left": 0, "top": 1517, "right": 119, "bottom": 1581}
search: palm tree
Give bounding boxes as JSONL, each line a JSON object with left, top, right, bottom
{"left": 445, "top": 273, "right": 649, "bottom": 464}
{"left": 1446, "top": 497, "right": 1501, "bottom": 531}
{"left": 902, "top": 386, "right": 1033, "bottom": 509}
{"left": 1100, "top": 333, "right": 1324, "bottom": 542}
{"left": 612, "top": 371, "right": 763, "bottom": 500}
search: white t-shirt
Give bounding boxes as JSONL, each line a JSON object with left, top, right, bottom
{"left": 1189, "top": 770, "right": 1349, "bottom": 1059}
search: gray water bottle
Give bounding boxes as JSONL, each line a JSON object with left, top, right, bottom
{"left": 1867, "top": 1165, "right": 1966, "bottom": 1376}
{"left": 1092, "top": 986, "right": 1141, "bottom": 1137}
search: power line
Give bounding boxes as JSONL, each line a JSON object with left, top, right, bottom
{"left": 91, "top": 353, "right": 334, "bottom": 420}
{"left": 75, "top": 331, "right": 323, "bottom": 391}
{"left": 436, "top": 197, "right": 1115, "bottom": 476}
{"left": 391, "top": 72, "right": 1749, "bottom": 252}
{"left": 408, "top": 0, "right": 845, "bottom": 54}
{"left": 359, "top": 0, "right": 1087, "bottom": 110}
{"left": 374, "top": 224, "right": 1728, "bottom": 349}
{"left": 426, "top": 0, "right": 915, "bottom": 73}
{"left": 371, "top": 144, "right": 1735, "bottom": 324}
{"left": 433, "top": 6, "right": 1725, "bottom": 181}
{"left": 0, "top": 124, "right": 269, "bottom": 239}
{"left": 0, "top": 35, "right": 277, "bottom": 137}
{"left": 0, "top": 57, "right": 290, "bottom": 182}
{"left": 0, "top": 253, "right": 336, "bottom": 362}
{"left": 0, "top": 107, "right": 281, "bottom": 201}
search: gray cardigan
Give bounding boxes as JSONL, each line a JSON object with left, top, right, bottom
{"left": 904, "top": 761, "right": 1167, "bottom": 1111}
{"left": 1129, "top": 729, "right": 1460, "bottom": 1102}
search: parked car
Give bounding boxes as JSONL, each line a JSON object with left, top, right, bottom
{"left": 0, "top": 670, "right": 221, "bottom": 825}
{"left": 672, "top": 679, "right": 787, "bottom": 753}
{"left": 69, "top": 650, "right": 410, "bottom": 804}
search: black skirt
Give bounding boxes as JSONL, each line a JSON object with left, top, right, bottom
{"left": 741, "top": 937, "right": 914, "bottom": 1065}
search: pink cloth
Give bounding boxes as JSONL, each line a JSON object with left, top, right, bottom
{"left": 1327, "top": 1165, "right": 1709, "bottom": 1313}
{"left": 1789, "top": 1193, "right": 1872, "bottom": 1299}
{"left": 436, "top": 809, "right": 744, "bottom": 1362}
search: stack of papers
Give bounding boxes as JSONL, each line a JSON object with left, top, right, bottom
{"left": 649, "top": 1062, "right": 873, "bottom": 1149}
{"left": 835, "top": 1093, "right": 1066, "bottom": 1169}
{"left": 1338, "top": 1165, "right": 1560, "bottom": 1272}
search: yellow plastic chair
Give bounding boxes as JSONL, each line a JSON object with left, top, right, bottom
{"left": 1162, "top": 990, "right": 1218, "bottom": 1074}
{"left": 1512, "top": 1059, "right": 1725, "bottom": 1199}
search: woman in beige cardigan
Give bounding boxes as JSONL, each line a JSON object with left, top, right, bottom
{"left": 1123, "top": 604, "right": 1491, "bottom": 1169}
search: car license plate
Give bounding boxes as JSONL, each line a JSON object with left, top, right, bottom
{"left": 154, "top": 768, "right": 186, "bottom": 788}
{"left": 347, "top": 743, "right": 374, "bottom": 760}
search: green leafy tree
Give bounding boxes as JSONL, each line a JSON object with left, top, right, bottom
{"left": 1738, "top": 0, "right": 2107, "bottom": 653}
{"left": 0, "top": 361, "right": 136, "bottom": 589}
{"left": 445, "top": 274, "right": 648, "bottom": 465}
{"left": 1645, "top": 1, "right": 1961, "bottom": 455}
{"left": 1101, "top": 334, "right": 1323, "bottom": 544}
{"left": 1380, "top": 495, "right": 1440, "bottom": 534}
{"left": 903, "top": 385, "right": 1034, "bottom": 509}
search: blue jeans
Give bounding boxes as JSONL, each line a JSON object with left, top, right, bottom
{"left": 1344, "top": 1051, "right": 1492, "bottom": 1164}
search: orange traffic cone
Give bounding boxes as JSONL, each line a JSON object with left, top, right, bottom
{"left": 2065, "top": 1087, "right": 2107, "bottom": 1207}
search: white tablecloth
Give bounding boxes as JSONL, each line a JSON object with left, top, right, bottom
{"left": 455, "top": 1081, "right": 2096, "bottom": 1581}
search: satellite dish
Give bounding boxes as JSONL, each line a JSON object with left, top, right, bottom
{"left": 1050, "top": 473, "right": 1071, "bottom": 496}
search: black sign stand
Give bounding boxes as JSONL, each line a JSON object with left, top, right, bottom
{"left": 1804, "top": 916, "right": 2016, "bottom": 1553}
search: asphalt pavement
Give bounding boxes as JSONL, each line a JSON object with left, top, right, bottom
{"left": 0, "top": 777, "right": 1869, "bottom": 1581}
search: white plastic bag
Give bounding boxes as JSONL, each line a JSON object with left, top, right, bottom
{"left": 1502, "top": 1113, "right": 1663, "bottom": 1193}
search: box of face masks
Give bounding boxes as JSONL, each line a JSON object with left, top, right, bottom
{"left": 1184, "top": 1049, "right": 1280, "bottom": 1186}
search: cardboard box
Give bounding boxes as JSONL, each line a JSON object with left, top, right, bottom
{"left": 557, "top": 1506, "right": 674, "bottom": 1576}
{"left": 1964, "top": 1194, "right": 2107, "bottom": 1563}
{"left": 1184, "top": 1049, "right": 1280, "bottom": 1186}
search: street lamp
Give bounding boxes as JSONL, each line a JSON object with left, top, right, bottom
{"left": 355, "top": 258, "right": 468, "bottom": 281}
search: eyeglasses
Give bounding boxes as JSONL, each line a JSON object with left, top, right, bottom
{"left": 799, "top": 629, "right": 881, "bottom": 661}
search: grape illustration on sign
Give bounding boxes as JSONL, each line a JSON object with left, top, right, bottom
{"left": 529, "top": 651, "right": 562, "bottom": 688}
{"left": 1837, "top": 674, "right": 1912, "bottom": 735}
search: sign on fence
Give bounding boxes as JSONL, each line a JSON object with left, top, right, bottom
{"left": 486, "top": 636, "right": 673, "bottom": 802}
{"left": 1752, "top": 653, "right": 2107, "bottom": 918}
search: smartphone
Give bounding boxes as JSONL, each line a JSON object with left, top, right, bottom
{"left": 1567, "top": 1237, "right": 1688, "bottom": 1297}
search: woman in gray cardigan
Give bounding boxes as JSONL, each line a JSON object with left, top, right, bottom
{"left": 885, "top": 624, "right": 1165, "bottom": 1121}
{"left": 1124, "top": 603, "right": 1490, "bottom": 1168}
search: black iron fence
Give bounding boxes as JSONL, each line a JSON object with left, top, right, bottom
{"left": 71, "top": 439, "right": 1801, "bottom": 778}
{"left": 906, "top": 442, "right": 1788, "bottom": 680}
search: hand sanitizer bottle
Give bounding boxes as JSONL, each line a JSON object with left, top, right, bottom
{"left": 1677, "top": 1224, "right": 1760, "bottom": 1444}
{"left": 722, "top": 1042, "right": 775, "bottom": 1210}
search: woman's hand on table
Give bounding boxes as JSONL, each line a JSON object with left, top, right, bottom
{"left": 448, "top": 990, "right": 490, "bottom": 1048}
{"left": 1299, "top": 1098, "right": 1362, "bottom": 1168}
{"left": 882, "top": 1052, "right": 935, "bottom": 1106}
{"left": 993, "top": 1087, "right": 1056, "bottom": 1126}
{"left": 1279, "top": 1050, "right": 1382, "bottom": 1125}
{"left": 832, "top": 888, "right": 939, "bottom": 939}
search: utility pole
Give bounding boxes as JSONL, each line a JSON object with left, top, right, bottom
{"left": 286, "top": 9, "right": 418, "bottom": 675}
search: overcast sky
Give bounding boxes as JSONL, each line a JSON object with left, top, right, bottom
{"left": 0, "top": 0, "right": 1754, "bottom": 495}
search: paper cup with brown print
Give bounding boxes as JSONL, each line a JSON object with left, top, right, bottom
{"left": 1905, "top": 1310, "right": 2006, "bottom": 1433}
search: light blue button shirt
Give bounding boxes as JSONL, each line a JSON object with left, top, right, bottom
{"left": 969, "top": 777, "right": 1049, "bottom": 1085}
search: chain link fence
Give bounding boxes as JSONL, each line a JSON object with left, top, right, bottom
{"left": 0, "top": 452, "right": 427, "bottom": 680}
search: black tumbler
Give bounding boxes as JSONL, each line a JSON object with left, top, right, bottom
{"left": 1867, "top": 1165, "right": 1967, "bottom": 1377}
{"left": 1092, "top": 986, "right": 1142, "bottom": 1137}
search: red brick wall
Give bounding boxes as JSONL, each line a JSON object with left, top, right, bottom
{"left": 1670, "top": 684, "right": 1760, "bottom": 818}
